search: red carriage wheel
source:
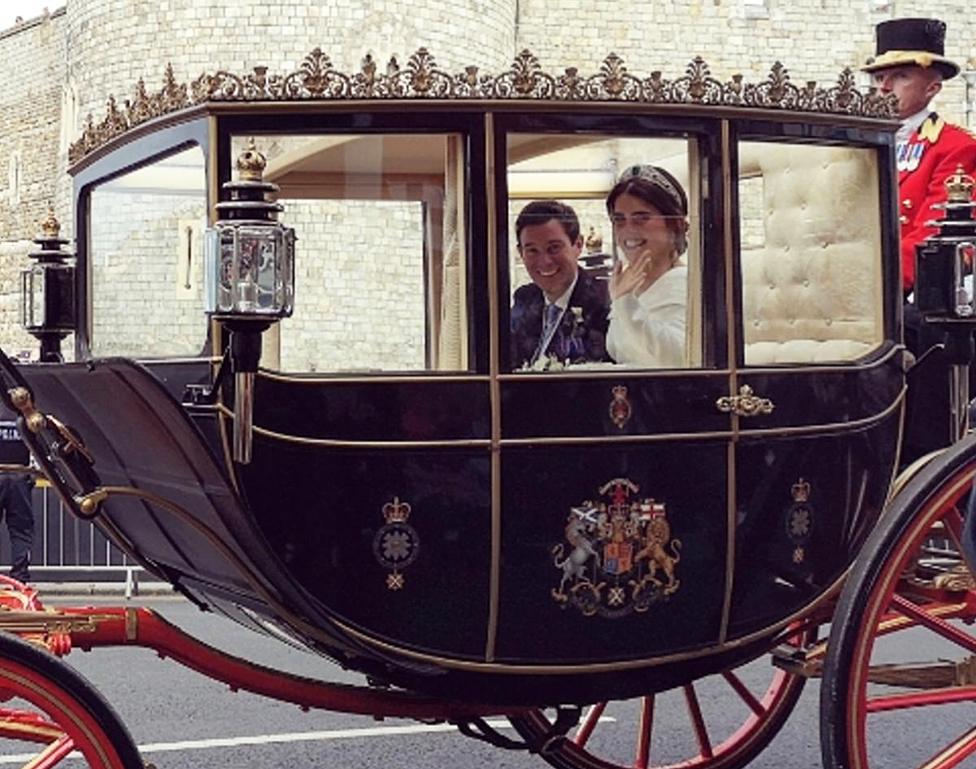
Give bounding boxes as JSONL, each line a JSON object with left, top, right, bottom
{"left": 508, "top": 635, "right": 809, "bottom": 769}
{"left": 0, "top": 631, "right": 142, "bottom": 768}
{"left": 821, "top": 436, "right": 976, "bottom": 769}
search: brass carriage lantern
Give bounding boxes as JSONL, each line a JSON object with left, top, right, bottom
{"left": 204, "top": 139, "right": 296, "bottom": 464}
{"left": 21, "top": 207, "right": 75, "bottom": 362}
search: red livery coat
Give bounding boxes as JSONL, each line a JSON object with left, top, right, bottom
{"left": 898, "top": 113, "right": 976, "bottom": 291}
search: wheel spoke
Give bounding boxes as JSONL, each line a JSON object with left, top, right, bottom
{"left": 0, "top": 707, "right": 64, "bottom": 743}
{"left": 27, "top": 734, "right": 75, "bottom": 769}
{"left": 891, "top": 595, "right": 976, "bottom": 654}
{"left": 721, "top": 670, "right": 764, "bottom": 716}
{"left": 634, "top": 695, "right": 653, "bottom": 769}
{"left": 573, "top": 701, "right": 607, "bottom": 748}
{"left": 682, "top": 684, "right": 713, "bottom": 759}
{"left": 918, "top": 725, "right": 976, "bottom": 769}
{"left": 866, "top": 685, "right": 976, "bottom": 714}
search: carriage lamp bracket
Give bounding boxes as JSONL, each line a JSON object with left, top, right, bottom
{"left": 204, "top": 139, "right": 296, "bottom": 464}
{"left": 182, "top": 348, "right": 232, "bottom": 406}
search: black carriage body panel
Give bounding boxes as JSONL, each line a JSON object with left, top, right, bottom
{"left": 239, "top": 439, "right": 492, "bottom": 658}
{"left": 501, "top": 373, "right": 730, "bottom": 439}
{"left": 728, "top": 411, "right": 901, "bottom": 637}
{"left": 251, "top": 375, "right": 490, "bottom": 442}
{"left": 495, "top": 441, "right": 728, "bottom": 664}
{"left": 728, "top": 348, "right": 903, "bottom": 432}
{"left": 724, "top": 355, "right": 903, "bottom": 637}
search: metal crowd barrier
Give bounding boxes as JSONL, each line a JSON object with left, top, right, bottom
{"left": 0, "top": 480, "right": 148, "bottom": 596}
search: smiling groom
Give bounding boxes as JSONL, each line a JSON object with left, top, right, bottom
{"left": 510, "top": 200, "right": 611, "bottom": 369}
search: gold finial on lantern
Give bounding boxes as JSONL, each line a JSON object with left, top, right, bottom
{"left": 945, "top": 164, "right": 975, "bottom": 204}
{"left": 585, "top": 226, "right": 603, "bottom": 253}
{"left": 236, "top": 137, "right": 267, "bottom": 182}
{"left": 40, "top": 206, "right": 60, "bottom": 238}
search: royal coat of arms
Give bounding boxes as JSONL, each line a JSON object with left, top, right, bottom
{"left": 551, "top": 478, "right": 681, "bottom": 617}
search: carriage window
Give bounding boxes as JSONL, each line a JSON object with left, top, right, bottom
{"left": 89, "top": 146, "right": 207, "bottom": 357}
{"left": 230, "top": 133, "right": 468, "bottom": 374}
{"left": 738, "top": 141, "right": 884, "bottom": 365}
{"left": 506, "top": 134, "right": 702, "bottom": 372}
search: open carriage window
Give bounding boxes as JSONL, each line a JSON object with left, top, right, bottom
{"left": 89, "top": 146, "right": 207, "bottom": 357}
{"left": 231, "top": 133, "right": 468, "bottom": 374}
{"left": 738, "top": 141, "right": 884, "bottom": 365}
{"left": 505, "top": 134, "right": 703, "bottom": 371}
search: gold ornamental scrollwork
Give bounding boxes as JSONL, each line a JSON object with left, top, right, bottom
{"left": 69, "top": 48, "right": 898, "bottom": 165}
{"left": 715, "top": 384, "right": 774, "bottom": 418}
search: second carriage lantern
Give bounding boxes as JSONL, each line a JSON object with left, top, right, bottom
{"left": 204, "top": 139, "right": 296, "bottom": 464}
{"left": 914, "top": 164, "right": 976, "bottom": 440}
{"left": 21, "top": 208, "right": 75, "bottom": 363}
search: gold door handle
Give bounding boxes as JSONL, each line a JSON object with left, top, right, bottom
{"left": 716, "top": 384, "right": 774, "bottom": 417}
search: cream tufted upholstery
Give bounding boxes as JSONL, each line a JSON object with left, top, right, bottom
{"left": 740, "top": 143, "right": 884, "bottom": 365}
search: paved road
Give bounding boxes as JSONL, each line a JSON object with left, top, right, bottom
{"left": 0, "top": 594, "right": 967, "bottom": 768}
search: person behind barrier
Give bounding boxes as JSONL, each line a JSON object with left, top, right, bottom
{"left": 605, "top": 164, "right": 689, "bottom": 368}
{"left": 510, "top": 200, "right": 610, "bottom": 369}
{"left": 0, "top": 411, "right": 33, "bottom": 584}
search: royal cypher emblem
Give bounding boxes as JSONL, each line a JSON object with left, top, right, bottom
{"left": 784, "top": 478, "right": 813, "bottom": 565}
{"left": 373, "top": 497, "right": 420, "bottom": 590}
{"left": 609, "top": 385, "right": 632, "bottom": 429}
{"left": 552, "top": 478, "right": 681, "bottom": 618}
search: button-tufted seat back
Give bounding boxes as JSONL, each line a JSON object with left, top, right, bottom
{"left": 740, "top": 142, "right": 884, "bottom": 365}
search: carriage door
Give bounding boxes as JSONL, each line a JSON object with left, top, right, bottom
{"left": 226, "top": 120, "right": 499, "bottom": 661}
{"left": 726, "top": 130, "right": 901, "bottom": 641}
{"left": 491, "top": 116, "right": 736, "bottom": 665}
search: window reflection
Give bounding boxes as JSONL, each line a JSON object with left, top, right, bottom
{"left": 230, "top": 133, "right": 468, "bottom": 374}
{"left": 89, "top": 146, "right": 207, "bottom": 358}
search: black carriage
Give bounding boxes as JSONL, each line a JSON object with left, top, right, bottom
{"left": 0, "top": 48, "right": 972, "bottom": 769}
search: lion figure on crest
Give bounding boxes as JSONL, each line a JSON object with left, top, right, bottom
{"left": 635, "top": 516, "right": 681, "bottom": 593}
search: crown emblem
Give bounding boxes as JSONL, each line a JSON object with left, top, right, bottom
{"left": 791, "top": 478, "right": 811, "bottom": 503}
{"left": 383, "top": 496, "right": 412, "bottom": 524}
{"left": 236, "top": 137, "right": 267, "bottom": 181}
{"left": 945, "top": 164, "right": 975, "bottom": 204}
{"left": 39, "top": 206, "right": 60, "bottom": 238}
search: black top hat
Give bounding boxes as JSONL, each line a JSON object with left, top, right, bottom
{"left": 862, "top": 18, "right": 959, "bottom": 80}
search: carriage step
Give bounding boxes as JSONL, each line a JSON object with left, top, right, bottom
{"left": 770, "top": 642, "right": 825, "bottom": 679}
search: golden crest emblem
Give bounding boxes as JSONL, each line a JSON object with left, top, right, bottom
{"left": 552, "top": 478, "right": 681, "bottom": 617}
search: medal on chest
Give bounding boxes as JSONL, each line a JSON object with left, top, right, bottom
{"left": 897, "top": 140, "right": 926, "bottom": 173}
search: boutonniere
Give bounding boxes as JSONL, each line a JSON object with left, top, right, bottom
{"left": 569, "top": 306, "right": 584, "bottom": 324}
{"left": 520, "top": 353, "right": 566, "bottom": 372}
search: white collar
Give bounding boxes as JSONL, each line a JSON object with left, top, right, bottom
{"left": 545, "top": 272, "right": 578, "bottom": 309}
{"left": 897, "top": 109, "right": 932, "bottom": 144}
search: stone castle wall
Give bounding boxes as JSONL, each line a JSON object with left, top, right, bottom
{"left": 2, "top": 1, "right": 976, "bottom": 360}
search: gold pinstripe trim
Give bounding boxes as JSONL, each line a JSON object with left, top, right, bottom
{"left": 211, "top": 388, "right": 903, "bottom": 448}
{"left": 485, "top": 113, "right": 502, "bottom": 662}
{"left": 721, "top": 118, "right": 738, "bottom": 644}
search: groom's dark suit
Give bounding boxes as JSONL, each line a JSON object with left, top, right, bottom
{"left": 510, "top": 270, "right": 610, "bottom": 369}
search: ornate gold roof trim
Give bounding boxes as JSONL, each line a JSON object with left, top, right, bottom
{"left": 68, "top": 48, "right": 898, "bottom": 165}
